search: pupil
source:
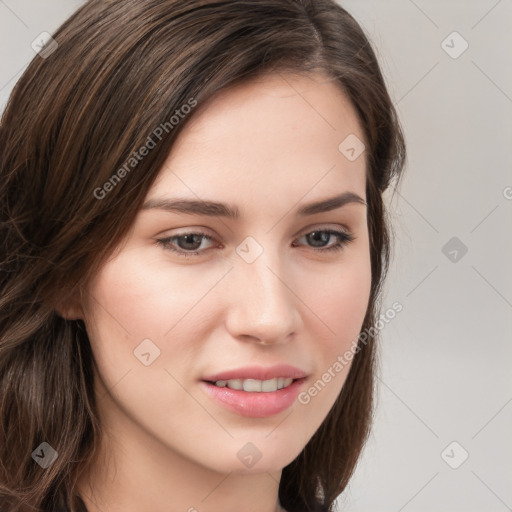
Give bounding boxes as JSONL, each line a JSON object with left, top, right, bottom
{"left": 309, "top": 231, "right": 329, "bottom": 247}
{"left": 180, "top": 234, "right": 201, "bottom": 250}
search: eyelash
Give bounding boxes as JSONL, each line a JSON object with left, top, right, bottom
{"left": 156, "top": 228, "right": 355, "bottom": 258}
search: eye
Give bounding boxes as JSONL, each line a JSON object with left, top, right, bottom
{"left": 293, "top": 228, "right": 355, "bottom": 253}
{"left": 156, "top": 230, "right": 217, "bottom": 258}
{"left": 156, "top": 227, "right": 355, "bottom": 258}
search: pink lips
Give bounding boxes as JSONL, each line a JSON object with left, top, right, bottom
{"left": 201, "top": 364, "right": 308, "bottom": 418}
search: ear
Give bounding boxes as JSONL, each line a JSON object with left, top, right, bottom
{"left": 55, "top": 287, "right": 85, "bottom": 321}
{"left": 55, "top": 303, "right": 83, "bottom": 320}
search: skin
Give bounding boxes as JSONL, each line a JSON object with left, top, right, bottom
{"left": 64, "top": 70, "right": 372, "bottom": 512}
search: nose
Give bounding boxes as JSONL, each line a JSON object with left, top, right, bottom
{"left": 223, "top": 248, "right": 301, "bottom": 346}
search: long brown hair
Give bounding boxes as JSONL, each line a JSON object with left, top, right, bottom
{"left": 0, "top": 1, "right": 406, "bottom": 511}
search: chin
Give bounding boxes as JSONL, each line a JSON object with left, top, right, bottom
{"left": 200, "top": 436, "right": 305, "bottom": 475}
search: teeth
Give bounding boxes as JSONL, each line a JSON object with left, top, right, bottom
{"left": 244, "top": 379, "right": 262, "bottom": 392}
{"left": 213, "top": 377, "right": 294, "bottom": 392}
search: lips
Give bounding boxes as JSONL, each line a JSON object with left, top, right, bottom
{"left": 200, "top": 364, "right": 308, "bottom": 417}
{"left": 201, "top": 378, "right": 306, "bottom": 417}
{"left": 202, "top": 364, "right": 308, "bottom": 383}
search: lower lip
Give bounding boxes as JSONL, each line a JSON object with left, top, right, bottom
{"left": 201, "top": 378, "right": 306, "bottom": 418}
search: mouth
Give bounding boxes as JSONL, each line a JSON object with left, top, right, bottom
{"left": 200, "top": 365, "right": 308, "bottom": 418}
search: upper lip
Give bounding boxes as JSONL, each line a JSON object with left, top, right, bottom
{"left": 202, "top": 364, "right": 308, "bottom": 382}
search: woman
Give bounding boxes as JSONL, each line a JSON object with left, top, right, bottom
{"left": 0, "top": 1, "right": 406, "bottom": 511}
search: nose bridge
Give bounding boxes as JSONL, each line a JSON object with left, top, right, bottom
{"left": 225, "top": 240, "right": 299, "bottom": 343}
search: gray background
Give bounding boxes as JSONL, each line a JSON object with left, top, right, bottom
{"left": 1, "top": 1, "right": 511, "bottom": 510}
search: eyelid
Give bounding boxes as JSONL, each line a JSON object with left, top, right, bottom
{"left": 158, "top": 225, "right": 217, "bottom": 237}
{"left": 295, "top": 222, "right": 352, "bottom": 237}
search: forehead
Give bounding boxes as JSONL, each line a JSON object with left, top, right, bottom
{"left": 148, "top": 71, "right": 366, "bottom": 207}
{"left": 176, "top": 70, "right": 365, "bottom": 150}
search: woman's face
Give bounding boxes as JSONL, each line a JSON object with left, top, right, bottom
{"left": 77, "top": 71, "right": 371, "bottom": 477}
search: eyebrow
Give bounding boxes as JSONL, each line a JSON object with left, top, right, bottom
{"left": 142, "top": 191, "right": 366, "bottom": 219}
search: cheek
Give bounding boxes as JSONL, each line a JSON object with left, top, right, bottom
{"left": 81, "top": 254, "right": 215, "bottom": 431}
{"left": 81, "top": 254, "right": 184, "bottom": 382}
{"left": 310, "top": 251, "right": 372, "bottom": 348}
{"left": 85, "top": 250, "right": 215, "bottom": 340}
{"left": 298, "top": 250, "right": 371, "bottom": 404}
{"left": 81, "top": 248, "right": 230, "bottom": 400}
